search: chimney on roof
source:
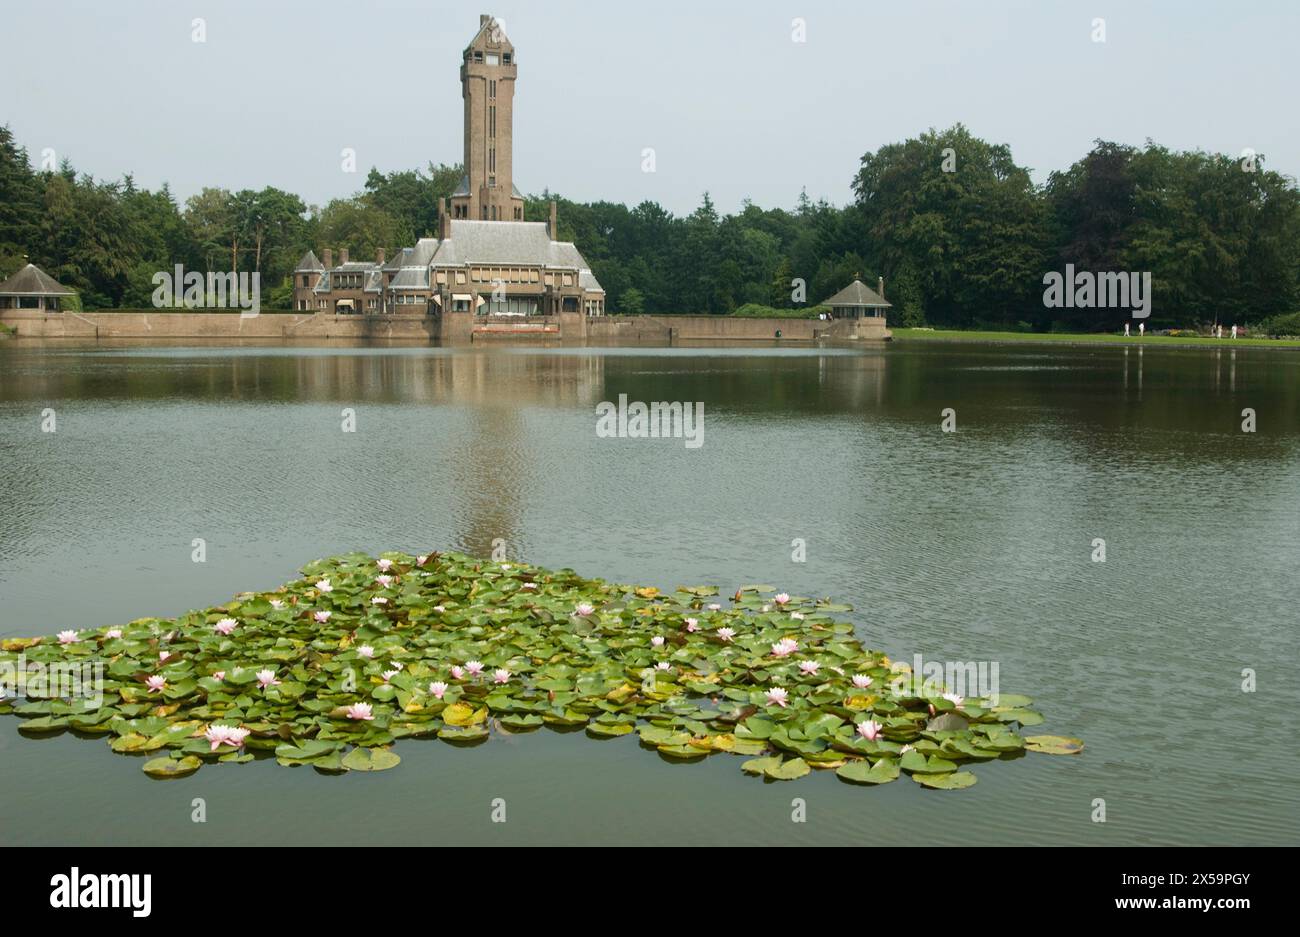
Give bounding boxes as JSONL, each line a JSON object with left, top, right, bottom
{"left": 323, "top": 248, "right": 333, "bottom": 269}
{"left": 377, "top": 247, "right": 385, "bottom": 265}
{"left": 878, "top": 276, "right": 885, "bottom": 299}
{"left": 549, "top": 201, "right": 558, "bottom": 240}
{"left": 438, "top": 198, "right": 448, "bottom": 239}
{"left": 340, "top": 247, "right": 349, "bottom": 265}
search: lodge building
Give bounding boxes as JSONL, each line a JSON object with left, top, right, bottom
{"left": 294, "top": 14, "right": 605, "bottom": 318}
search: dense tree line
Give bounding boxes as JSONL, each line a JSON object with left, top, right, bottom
{"left": 2, "top": 124, "right": 1297, "bottom": 329}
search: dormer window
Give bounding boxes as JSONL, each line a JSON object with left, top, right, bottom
{"left": 486, "top": 53, "right": 499, "bottom": 66}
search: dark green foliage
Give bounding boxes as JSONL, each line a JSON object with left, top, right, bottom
{"left": 1, "top": 123, "right": 1296, "bottom": 326}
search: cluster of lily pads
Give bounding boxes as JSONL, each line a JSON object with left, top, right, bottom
{"left": 0, "top": 551, "right": 1081, "bottom": 785}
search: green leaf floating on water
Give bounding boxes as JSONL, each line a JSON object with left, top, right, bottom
{"left": 142, "top": 755, "right": 202, "bottom": 779}
{"left": 764, "top": 757, "right": 812, "bottom": 781}
{"left": 836, "top": 757, "right": 900, "bottom": 785}
{"left": 1024, "top": 735, "right": 1085, "bottom": 755}
{"left": 341, "top": 747, "right": 401, "bottom": 771}
{"left": 0, "top": 550, "right": 1077, "bottom": 790}
{"left": 913, "top": 771, "right": 978, "bottom": 790}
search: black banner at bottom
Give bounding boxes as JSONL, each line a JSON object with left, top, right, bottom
{"left": 12, "top": 846, "right": 1279, "bottom": 919}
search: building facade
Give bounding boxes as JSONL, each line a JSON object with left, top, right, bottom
{"left": 293, "top": 14, "right": 604, "bottom": 318}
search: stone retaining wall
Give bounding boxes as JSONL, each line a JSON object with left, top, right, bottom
{"left": 0, "top": 310, "right": 889, "bottom": 343}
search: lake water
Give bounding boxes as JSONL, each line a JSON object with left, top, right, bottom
{"left": 1, "top": 338, "right": 1297, "bottom": 846}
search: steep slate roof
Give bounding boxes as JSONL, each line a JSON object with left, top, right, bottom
{"left": 579, "top": 270, "right": 604, "bottom": 294}
{"left": 0, "top": 263, "right": 75, "bottom": 296}
{"left": 547, "top": 241, "right": 586, "bottom": 268}
{"left": 433, "top": 220, "right": 556, "bottom": 266}
{"left": 293, "top": 250, "right": 325, "bottom": 272}
{"left": 382, "top": 247, "right": 414, "bottom": 272}
{"left": 388, "top": 267, "right": 430, "bottom": 290}
{"left": 409, "top": 237, "right": 440, "bottom": 267}
{"left": 822, "top": 279, "right": 891, "bottom": 308}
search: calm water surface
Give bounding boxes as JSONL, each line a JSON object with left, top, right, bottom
{"left": 1, "top": 338, "right": 1297, "bottom": 845}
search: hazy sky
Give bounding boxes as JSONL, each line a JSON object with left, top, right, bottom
{"left": 4, "top": 1, "right": 1296, "bottom": 216}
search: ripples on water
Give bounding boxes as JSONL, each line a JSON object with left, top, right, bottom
{"left": 1, "top": 340, "right": 1297, "bottom": 845}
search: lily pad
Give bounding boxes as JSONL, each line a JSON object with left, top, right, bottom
{"left": 142, "top": 755, "right": 202, "bottom": 779}
{"left": 765, "top": 758, "right": 812, "bottom": 781}
{"left": 913, "top": 771, "right": 978, "bottom": 790}
{"left": 1024, "top": 735, "right": 1085, "bottom": 755}
{"left": 341, "top": 747, "right": 401, "bottom": 771}
{"left": 836, "top": 758, "right": 900, "bottom": 785}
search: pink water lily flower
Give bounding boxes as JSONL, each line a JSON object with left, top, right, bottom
{"left": 204, "top": 725, "right": 233, "bottom": 750}
{"left": 450, "top": 665, "right": 465, "bottom": 680}
{"left": 770, "top": 638, "right": 798, "bottom": 658}
{"left": 205, "top": 725, "right": 248, "bottom": 750}
{"left": 57, "top": 630, "right": 78, "bottom": 645}
{"left": 256, "top": 669, "right": 280, "bottom": 688}
{"left": 717, "top": 627, "right": 736, "bottom": 642}
{"left": 314, "top": 610, "right": 332, "bottom": 623}
{"left": 899, "top": 744, "right": 915, "bottom": 755}
{"left": 388, "top": 660, "right": 403, "bottom": 671}
{"left": 372, "top": 596, "right": 388, "bottom": 605}
{"left": 766, "top": 687, "right": 789, "bottom": 708}
{"left": 416, "top": 555, "right": 429, "bottom": 567}
{"left": 357, "top": 645, "right": 375, "bottom": 659}
{"left": 656, "top": 661, "right": 671, "bottom": 671}
{"left": 852, "top": 674, "right": 873, "bottom": 688}
{"left": 315, "top": 578, "right": 333, "bottom": 593}
{"left": 856, "top": 719, "right": 884, "bottom": 741}
{"left": 574, "top": 603, "right": 595, "bottom": 617}
{"left": 381, "top": 669, "right": 399, "bottom": 683}
{"left": 942, "top": 692, "right": 965, "bottom": 709}
{"left": 158, "top": 650, "right": 173, "bottom": 662}
{"left": 269, "top": 599, "right": 286, "bottom": 610}
{"left": 104, "top": 628, "right": 123, "bottom": 639}
{"left": 376, "top": 558, "right": 394, "bottom": 572}
{"left": 798, "top": 660, "right": 820, "bottom": 675}
{"left": 774, "top": 593, "right": 791, "bottom": 605}
{"left": 375, "top": 575, "right": 393, "bottom": 587}
{"left": 465, "top": 660, "right": 485, "bottom": 676}
{"left": 214, "top": 618, "right": 238, "bottom": 636}
{"left": 651, "top": 635, "right": 665, "bottom": 648}
{"left": 211, "top": 671, "right": 226, "bottom": 681}
{"left": 146, "top": 675, "right": 166, "bottom": 693}
{"left": 429, "top": 681, "right": 448, "bottom": 700}
{"left": 684, "top": 618, "right": 698, "bottom": 632}
{"left": 346, "top": 702, "right": 374, "bottom": 721}
{"left": 493, "top": 668, "right": 511, "bottom": 684}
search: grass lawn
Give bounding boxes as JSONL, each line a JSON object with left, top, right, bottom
{"left": 890, "top": 328, "right": 1300, "bottom": 349}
